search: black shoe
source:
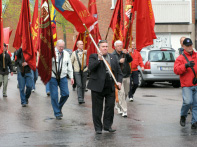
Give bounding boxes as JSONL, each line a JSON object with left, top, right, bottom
{"left": 104, "top": 128, "right": 116, "bottom": 132}
{"left": 96, "top": 130, "right": 102, "bottom": 134}
{"left": 60, "top": 112, "right": 63, "bottom": 117}
{"left": 85, "top": 89, "right": 88, "bottom": 92}
{"left": 191, "top": 123, "right": 197, "bottom": 129}
{"left": 3, "top": 94, "right": 7, "bottom": 97}
{"left": 22, "top": 104, "right": 27, "bottom": 107}
{"left": 47, "top": 92, "right": 50, "bottom": 96}
{"left": 56, "top": 116, "right": 62, "bottom": 120}
{"left": 180, "top": 116, "right": 186, "bottom": 127}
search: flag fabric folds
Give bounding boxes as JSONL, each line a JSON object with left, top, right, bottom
{"left": 136, "top": 0, "right": 156, "bottom": 51}
{"left": 38, "top": 0, "right": 55, "bottom": 84}
{"left": 86, "top": 0, "right": 101, "bottom": 65}
{"left": 123, "top": 0, "right": 135, "bottom": 49}
{"left": 0, "top": 0, "right": 4, "bottom": 54}
{"left": 73, "top": 0, "right": 101, "bottom": 65}
{"left": 51, "top": 0, "right": 95, "bottom": 33}
{"left": 13, "top": 0, "right": 36, "bottom": 71}
{"left": 51, "top": 5, "right": 57, "bottom": 46}
{"left": 109, "top": 0, "right": 124, "bottom": 49}
{"left": 32, "top": 0, "right": 39, "bottom": 55}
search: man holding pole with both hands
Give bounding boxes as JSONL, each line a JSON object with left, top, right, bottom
{"left": 87, "top": 40, "right": 122, "bottom": 134}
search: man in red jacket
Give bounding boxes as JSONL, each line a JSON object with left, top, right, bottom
{"left": 174, "top": 38, "right": 197, "bottom": 129}
{"left": 128, "top": 42, "right": 144, "bottom": 101}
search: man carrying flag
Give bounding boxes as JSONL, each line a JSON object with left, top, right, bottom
{"left": 71, "top": 40, "right": 88, "bottom": 104}
{"left": 13, "top": 0, "right": 36, "bottom": 107}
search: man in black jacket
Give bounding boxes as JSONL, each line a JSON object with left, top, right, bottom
{"left": 0, "top": 43, "right": 13, "bottom": 97}
{"left": 87, "top": 40, "right": 122, "bottom": 134}
{"left": 112, "top": 40, "right": 132, "bottom": 117}
{"left": 16, "top": 48, "right": 33, "bottom": 107}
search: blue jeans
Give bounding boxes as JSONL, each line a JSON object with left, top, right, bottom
{"left": 181, "top": 86, "right": 197, "bottom": 124}
{"left": 46, "top": 82, "right": 50, "bottom": 93}
{"left": 17, "top": 72, "right": 33, "bottom": 105}
{"left": 49, "top": 77, "right": 69, "bottom": 117}
{"left": 31, "top": 69, "right": 38, "bottom": 90}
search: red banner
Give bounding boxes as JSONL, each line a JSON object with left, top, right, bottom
{"left": 86, "top": 0, "right": 101, "bottom": 65}
{"left": 0, "top": 0, "right": 3, "bottom": 54}
{"left": 136, "top": 0, "right": 156, "bottom": 51}
{"left": 123, "top": 0, "right": 135, "bottom": 49}
{"left": 38, "top": 0, "right": 55, "bottom": 84}
{"left": 13, "top": 0, "right": 36, "bottom": 71}
{"left": 51, "top": 0, "right": 95, "bottom": 33}
{"left": 109, "top": 0, "right": 124, "bottom": 49}
{"left": 73, "top": 0, "right": 101, "bottom": 65}
{"left": 32, "top": 0, "right": 39, "bottom": 55}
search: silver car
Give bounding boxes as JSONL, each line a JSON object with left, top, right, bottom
{"left": 138, "top": 47, "right": 180, "bottom": 87}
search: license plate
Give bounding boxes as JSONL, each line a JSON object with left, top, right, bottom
{"left": 159, "top": 66, "right": 173, "bottom": 71}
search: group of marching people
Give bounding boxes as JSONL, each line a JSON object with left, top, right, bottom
{"left": 0, "top": 39, "right": 145, "bottom": 134}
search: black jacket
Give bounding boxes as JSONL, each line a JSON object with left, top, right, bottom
{"left": 112, "top": 50, "right": 133, "bottom": 78}
{"left": 0, "top": 52, "right": 13, "bottom": 75}
{"left": 16, "top": 48, "right": 31, "bottom": 73}
{"left": 87, "top": 53, "right": 123, "bottom": 92}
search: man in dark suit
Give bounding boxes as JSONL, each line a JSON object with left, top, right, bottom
{"left": 87, "top": 40, "right": 123, "bottom": 134}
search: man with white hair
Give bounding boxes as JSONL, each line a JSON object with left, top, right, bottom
{"left": 71, "top": 40, "right": 88, "bottom": 104}
{"left": 50, "top": 39, "right": 74, "bottom": 120}
{"left": 112, "top": 40, "right": 132, "bottom": 117}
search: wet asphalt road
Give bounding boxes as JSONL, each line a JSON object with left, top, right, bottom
{"left": 0, "top": 74, "right": 197, "bottom": 147}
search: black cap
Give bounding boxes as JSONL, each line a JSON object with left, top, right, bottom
{"left": 183, "top": 38, "right": 193, "bottom": 46}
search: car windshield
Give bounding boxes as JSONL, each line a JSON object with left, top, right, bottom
{"left": 149, "top": 50, "right": 175, "bottom": 62}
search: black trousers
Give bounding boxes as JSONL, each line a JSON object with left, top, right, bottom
{"left": 129, "top": 71, "right": 139, "bottom": 98}
{"left": 91, "top": 89, "right": 115, "bottom": 131}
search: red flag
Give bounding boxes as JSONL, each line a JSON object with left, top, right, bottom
{"left": 109, "top": 0, "right": 124, "bottom": 49}
{"left": 136, "top": 0, "right": 156, "bottom": 51}
{"left": 51, "top": 0, "right": 95, "bottom": 33}
{"left": 13, "top": 0, "right": 36, "bottom": 71}
{"left": 3, "top": 27, "right": 10, "bottom": 45}
{"left": 86, "top": 0, "right": 101, "bottom": 65}
{"left": 32, "top": 0, "right": 39, "bottom": 55}
{"left": 0, "top": 0, "right": 3, "bottom": 54}
{"left": 72, "top": 0, "right": 101, "bottom": 65}
{"left": 38, "top": 0, "right": 55, "bottom": 84}
{"left": 123, "top": 0, "right": 135, "bottom": 48}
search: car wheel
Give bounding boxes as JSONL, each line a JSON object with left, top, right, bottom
{"left": 138, "top": 72, "right": 146, "bottom": 87}
{"left": 172, "top": 81, "right": 180, "bottom": 88}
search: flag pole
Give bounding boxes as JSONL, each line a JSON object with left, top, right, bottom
{"left": 105, "top": 27, "right": 110, "bottom": 40}
{"left": 83, "top": 24, "right": 119, "bottom": 86}
{"left": 81, "top": 31, "right": 87, "bottom": 71}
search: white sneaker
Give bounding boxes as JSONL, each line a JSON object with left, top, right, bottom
{"left": 32, "top": 89, "right": 35, "bottom": 92}
{"left": 117, "top": 108, "right": 123, "bottom": 114}
{"left": 122, "top": 112, "right": 127, "bottom": 117}
{"left": 129, "top": 97, "right": 133, "bottom": 102}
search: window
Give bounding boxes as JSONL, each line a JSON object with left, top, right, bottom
{"left": 111, "top": 0, "right": 117, "bottom": 9}
{"left": 140, "top": 51, "right": 146, "bottom": 61}
{"left": 149, "top": 51, "right": 175, "bottom": 62}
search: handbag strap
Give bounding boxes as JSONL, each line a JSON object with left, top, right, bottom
{"left": 182, "top": 53, "right": 196, "bottom": 77}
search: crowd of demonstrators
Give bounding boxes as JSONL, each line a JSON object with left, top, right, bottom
{"left": 15, "top": 47, "right": 33, "bottom": 107}
{"left": 87, "top": 40, "right": 122, "bottom": 134}
{"left": 2, "top": 36, "right": 197, "bottom": 135}
{"left": 174, "top": 38, "right": 197, "bottom": 129}
{"left": 112, "top": 40, "right": 132, "bottom": 117}
{"left": 49, "top": 39, "right": 74, "bottom": 120}
{"left": 128, "top": 42, "right": 144, "bottom": 102}
{"left": 71, "top": 40, "right": 88, "bottom": 104}
{"left": 0, "top": 43, "right": 13, "bottom": 97}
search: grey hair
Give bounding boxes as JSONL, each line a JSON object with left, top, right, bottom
{"left": 76, "top": 40, "right": 83, "bottom": 46}
{"left": 56, "top": 39, "right": 65, "bottom": 46}
{"left": 114, "top": 40, "right": 123, "bottom": 47}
